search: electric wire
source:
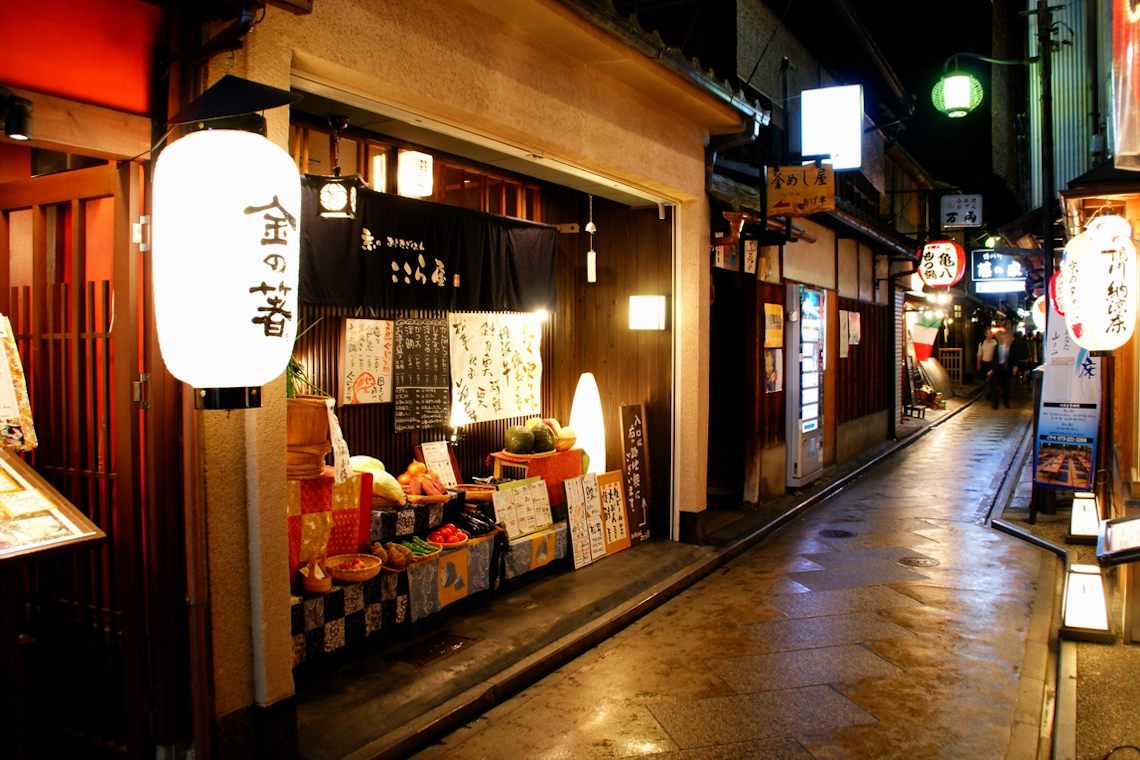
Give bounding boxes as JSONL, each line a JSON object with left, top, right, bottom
{"left": 744, "top": 0, "right": 794, "bottom": 88}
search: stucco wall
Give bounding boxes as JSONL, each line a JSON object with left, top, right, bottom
{"left": 783, "top": 219, "right": 836, "bottom": 289}
{"left": 200, "top": 0, "right": 739, "bottom": 714}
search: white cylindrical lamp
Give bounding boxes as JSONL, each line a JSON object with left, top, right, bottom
{"left": 152, "top": 128, "right": 301, "bottom": 409}
{"left": 569, "top": 372, "right": 605, "bottom": 474}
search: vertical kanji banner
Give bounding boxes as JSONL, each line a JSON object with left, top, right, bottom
{"left": 448, "top": 312, "right": 542, "bottom": 423}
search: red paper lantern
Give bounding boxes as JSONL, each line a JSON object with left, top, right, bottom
{"left": 917, "top": 240, "right": 966, "bottom": 288}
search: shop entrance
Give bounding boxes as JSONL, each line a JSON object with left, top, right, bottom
{"left": 707, "top": 267, "right": 749, "bottom": 505}
{"left": 0, "top": 162, "right": 188, "bottom": 758}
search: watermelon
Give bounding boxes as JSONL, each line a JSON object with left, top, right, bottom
{"left": 531, "top": 425, "right": 556, "bottom": 453}
{"left": 504, "top": 425, "right": 534, "bottom": 454}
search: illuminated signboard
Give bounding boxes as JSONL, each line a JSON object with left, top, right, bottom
{"left": 971, "top": 249, "right": 1027, "bottom": 294}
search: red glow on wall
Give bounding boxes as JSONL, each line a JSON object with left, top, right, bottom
{"left": 0, "top": 0, "right": 161, "bottom": 116}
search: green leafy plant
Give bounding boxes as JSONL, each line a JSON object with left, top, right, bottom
{"left": 285, "top": 319, "right": 327, "bottom": 399}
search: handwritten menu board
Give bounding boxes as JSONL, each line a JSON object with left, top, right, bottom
{"left": 620, "top": 404, "right": 650, "bottom": 545}
{"left": 448, "top": 312, "right": 542, "bottom": 423}
{"left": 580, "top": 474, "right": 607, "bottom": 560}
{"left": 393, "top": 318, "right": 450, "bottom": 433}
{"left": 564, "top": 476, "right": 600, "bottom": 569}
{"left": 597, "top": 470, "right": 631, "bottom": 555}
{"left": 340, "top": 318, "right": 394, "bottom": 405}
{"left": 491, "top": 476, "right": 553, "bottom": 540}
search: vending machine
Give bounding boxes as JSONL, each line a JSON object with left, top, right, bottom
{"left": 786, "top": 283, "right": 825, "bottom": 486}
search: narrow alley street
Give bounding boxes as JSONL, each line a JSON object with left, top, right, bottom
{"left": 411, "top": 400, "right": 1048, "bottom": 759}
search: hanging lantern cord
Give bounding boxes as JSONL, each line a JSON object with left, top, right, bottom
{"left": 329, "top": 114, "right": 349, "bottom": 178}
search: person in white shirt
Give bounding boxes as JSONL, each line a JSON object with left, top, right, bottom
{"left": 977, "top": 329, "right": 997, "bottom": 376}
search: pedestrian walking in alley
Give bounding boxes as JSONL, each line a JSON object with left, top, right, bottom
{"left": 989, "top": 326, "right": 1028, "bottom": 408}
{"left": 977, "top": 328, "right": 997, "bottom": 377}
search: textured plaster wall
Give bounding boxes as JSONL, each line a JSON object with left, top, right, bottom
{"left": 201, "top": 0, "right": 727, "bottom": 715}
{"left": 783, "top": 219, "right": 836, "bottom": 289}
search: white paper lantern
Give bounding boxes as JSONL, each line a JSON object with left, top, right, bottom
{"left": 152, "top": 129, "right": 301, "bottom": 395}
{"left": 917, "top": 240, "right": 965, "bottom": 289}
{"left": 1064, "top": 215, "right": 1137, "bottom": 352}
{"left": 397, "top": 150, "right": 434, "bottom": 197}
{"left": 1031, "top": 295, "right": 1047, "bottom": 332}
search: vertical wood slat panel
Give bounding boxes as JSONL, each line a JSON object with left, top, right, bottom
{"left": 836, "top": 296, "right": 892, "bottom": 424}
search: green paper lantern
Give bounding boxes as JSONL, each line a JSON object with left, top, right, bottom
{"left": 931, "top": 72, "right": 984, "bottom": 118}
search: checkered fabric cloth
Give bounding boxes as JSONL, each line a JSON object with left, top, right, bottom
{"left": 291, "top": 570, "right": 409, "bottom": 667}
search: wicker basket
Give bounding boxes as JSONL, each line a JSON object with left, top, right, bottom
{"left": 325, "top": 554, "right": 382, "bottom": 583}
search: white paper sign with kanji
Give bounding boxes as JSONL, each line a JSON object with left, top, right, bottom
{"left": 448, "top": 312, "right": 543, "bottom": 423}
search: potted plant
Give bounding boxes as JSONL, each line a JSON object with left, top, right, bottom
{"left": 286, "top": 320, "right": 332, "bottom": 479}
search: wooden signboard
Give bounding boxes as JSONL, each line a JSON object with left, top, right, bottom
{"left": 339, "top": 318, "right": 393, "bottom": 405}
{"left": 393, "top": 318, "right": 450, "bottom": 433}
{"left": 596, "top": 470, "right": 631, "bottom": 556}
{"left": 620, "top": 404, "right": 651, "bottom": 545}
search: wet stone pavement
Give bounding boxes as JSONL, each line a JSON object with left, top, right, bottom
{"left": 412, "top": 402, "right": 1049, "bottom": 759}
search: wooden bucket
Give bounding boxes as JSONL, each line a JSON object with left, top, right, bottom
{"left": 287, "top": 396, "right": 331, "bottom": 478}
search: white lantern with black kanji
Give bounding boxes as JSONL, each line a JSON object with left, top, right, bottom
{"left": 152, "top": 128, "right": 301, "bottom": 408}
{"left": 1064, "top": 215, "right": 1137, "bottom": 353}
{"left": 917, "top": 240, "right": 966, "bottom": 289}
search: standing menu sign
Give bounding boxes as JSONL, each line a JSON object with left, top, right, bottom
{"left": 393, "top": 318, "right": 450, "bottom": 433}
{"left": 1033, "top": 299, "right": 1101, "bottom": 490}
{"left": 620, "top": 404, "right": 650, "bottom": 545}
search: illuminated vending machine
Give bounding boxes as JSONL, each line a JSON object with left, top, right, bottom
{"left": 786, "top": 283, "right": 825, "bottom": 486}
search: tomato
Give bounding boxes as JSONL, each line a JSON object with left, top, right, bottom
{"left": 442, "top": 523, "right": 456, "bottom": 532}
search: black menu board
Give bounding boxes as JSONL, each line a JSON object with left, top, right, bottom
{"left": 393, "top": 318, "right": 450, "bottom": 433}
{"left": 620, "top": 404, "right": 651, "bottom": 544}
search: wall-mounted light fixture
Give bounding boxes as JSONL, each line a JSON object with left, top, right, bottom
{"left": 397, "top": 149, "right": 433, "bottom": 197}
{"left": 153, "top": 75, "right": 303, "bottom": 410}
{"left": 0, "top": 87, "right": 31, "bottom": 141}
{"left": 629, "top": 295, "right": 666, "bottom": 330}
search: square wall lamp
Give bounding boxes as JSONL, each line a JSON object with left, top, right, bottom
{"left": 629, "top": 295, "right": 666, "bottom": 330}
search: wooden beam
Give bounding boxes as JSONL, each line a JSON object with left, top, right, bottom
{"left": 4, "top": 87, "right": 151, "bottom": 161}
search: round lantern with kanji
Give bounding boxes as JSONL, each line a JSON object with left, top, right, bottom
{"left": 1063, "top": 215, "right": 1138, "bottom": 353}
{"left": 917, "top": 240, "right": 966, "bottom": 289}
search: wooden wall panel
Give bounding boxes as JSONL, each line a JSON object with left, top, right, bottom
{"left": 836, "top": 296, "right": 892, "bottom": 423}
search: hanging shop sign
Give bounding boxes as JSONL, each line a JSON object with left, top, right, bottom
{"left": 939, "top": 193, "right": 982, "bottom": 229}
{"left": 152, "top": 128, "right": 301, "bottom": 404}
{"left": 917, "top": 240, "right": 966, "bottom": 288}
{"left": 971, "top": 249, "right": 1027, "bottom": 293}
{"left": 299, "top": 179, "right": 557, "bottom": 312}
{"left": 1034, "top": 297, "right": 1101, "bottom": 491}
{"left": 1062, "top": 215, "right": 1138, "bottom": 352}
{"left": 766, "top": 164, "right": 835, "bottom": 217}
{"left": 1113, "top": 0, "right": 1140, "bottom": 170}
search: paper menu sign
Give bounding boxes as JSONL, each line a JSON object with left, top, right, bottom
{"left": 420, "top": 440, "right": 457, "bottom": 486}
{"left": 491, "top": 477, "right": 552, "bottom": 539}
{"left": 564, "top": 476, "right": 594, "bottom": 569}
{"left": 339, "top": 318, "right": 393, "bottom": 405}
{"left": 581, "top": 474, "right": 607, "bottom": 560}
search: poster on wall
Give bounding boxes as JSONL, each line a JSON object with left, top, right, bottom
{"left": 764, "top": 303, "right": 784, "bottom": 348}
{"left": 712, "top": 232, "right": 739, "bottom": 271}
{"left": 743, "top": 239, "right": 759, "bottom": 275}
{"left": 849, "top": 312, "right": 861, "bottom": 344}
{"left": 448, "top": 312, "right": 543, "bottom": 423}
{"left": 764, "top": 349, "right": 783, "bottom": 393}
{"left": 339, "top": 318, "right": 394, "bottom": 405}
{"left": 619, "top": 404, "right": 651, "bottom": 545}
{"left": 839, "top": 311, "right": 850, "bottom": 359}
{"left": 0, "top": 315, "right": 36, "bottom": 451}
{"left": 393, "top": 318, "right": 450, "bottom": 433}
{"left": 1033, "top": 300, "right": 1100, "bottom": 490}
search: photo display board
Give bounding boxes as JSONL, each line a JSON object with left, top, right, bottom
{"left": 0, "top": 448, "right": 103, "bottom": 561}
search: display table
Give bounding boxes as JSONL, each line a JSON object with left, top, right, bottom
{"left": 290, "top": 522, "right": 569, "bottom": 667}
